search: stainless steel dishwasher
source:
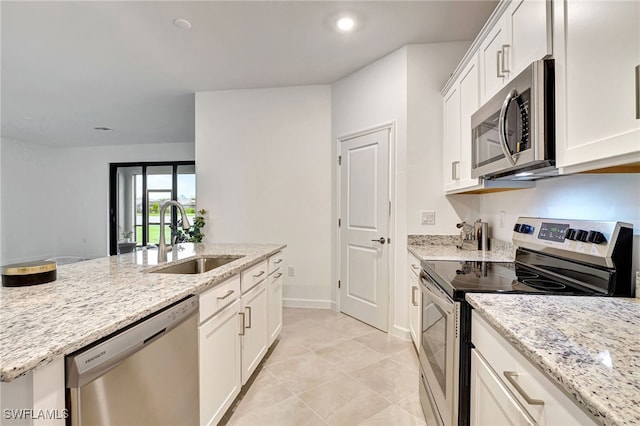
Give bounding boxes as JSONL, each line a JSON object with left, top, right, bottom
{"left": 66, "top": 296, "right": 199, "bottom": 426}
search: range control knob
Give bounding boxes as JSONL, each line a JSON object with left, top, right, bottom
{"left": 565, "top": 228, "right": 577, "bottom": 240}
{"left": 587, "top": 231, "right": 607, "bottom": 244}
{"left": 575, "top": 229, "right": 589, "bottom": 242}
{"left": 520, "top": 224, "right": 534, "bottom": 234}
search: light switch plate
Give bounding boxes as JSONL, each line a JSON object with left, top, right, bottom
{"left": 288, "top": 266, "right": 296, "bottom": 277}
{"left": 421, "top": 211, "right": 436, "bottom": 225}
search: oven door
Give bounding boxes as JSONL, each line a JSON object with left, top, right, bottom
{"left": 419, "top": 271, "right": 460, "bottom": 426}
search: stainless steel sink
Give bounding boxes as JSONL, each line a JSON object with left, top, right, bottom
{"left": 152, "top": 256, "right": 243, "bottom": 274}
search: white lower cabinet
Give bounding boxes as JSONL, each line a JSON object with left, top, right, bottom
{"left": 240, "top": 280, "right": 268, "bottom": 384}
{"left": 471, "top": 349, "right": 535, "bottom": 426}
{"left": 471, "top": 311, "right": 597, "bottom": 426}
{"left": 268, "top": 269, "right": 283, "bottom": 345}
{"left": 198, "top": 254, "right": 283, "bottom": 424}
{"left": 199, "top": 298, "right": 242, "bottom": 426}
{"left": 407, "top": 251, "right": 421, "bottom": 351}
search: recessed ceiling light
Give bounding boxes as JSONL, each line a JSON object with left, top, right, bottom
{"left": 93, "top": 127, "right": 113, "bottom": 132}
{"left": 173, "top": 18, "right": 192, "bottom": 30}
{"left": 336, "top": 16, "right": 356, "bottom": 33}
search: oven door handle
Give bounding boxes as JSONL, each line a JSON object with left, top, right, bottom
{"left": 420, "top": 276, "right": 454, "bottom": 315}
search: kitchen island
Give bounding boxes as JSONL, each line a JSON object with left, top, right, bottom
{"left": 467, "top": 293, "right": 640, "bottom": 426}
{"left": 0, "top": 242, "right": 285, "bottom": 383}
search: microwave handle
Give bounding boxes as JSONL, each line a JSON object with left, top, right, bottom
{"left": 636, "top": 65, "right": 640, "bottom": 120}
{"left": 498, "top": 89, "right": 518, "bottom": 166}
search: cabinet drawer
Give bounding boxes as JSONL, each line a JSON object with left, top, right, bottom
{"left": 241, "top": 259, "right": 268, "bottom": 293}
{"left": 472, "top": 311, "right": 597, "bottom": 425}
{"left": 268, "top": 252, "right": 284, "bottom": 276}
{"left": 407, "top": 253, "right": 421, "bottom": 278}
{"left": 200, "top": 275, "right": 241, "bottom": 323}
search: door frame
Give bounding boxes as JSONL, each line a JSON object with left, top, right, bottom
{"left": 335, "top": 122, "right": 396, "bottom": 328}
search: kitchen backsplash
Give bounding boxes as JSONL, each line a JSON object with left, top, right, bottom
{"left": 408, "top": 234, "right": 517, "bottom": 259}
{"left": 407, "top": 235, "right": 459, "bottom": 246}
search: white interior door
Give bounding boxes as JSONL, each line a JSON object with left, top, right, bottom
{"left": 339, "top": 128, "right": 390, "bottom": 331}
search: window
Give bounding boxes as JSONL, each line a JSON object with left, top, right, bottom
{"left": 109, "top": 161, "right": 196, "bottom": 255}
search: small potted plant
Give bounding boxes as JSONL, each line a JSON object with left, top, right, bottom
{"left": 171, "top": 209, "right": 207, "bottom": 243}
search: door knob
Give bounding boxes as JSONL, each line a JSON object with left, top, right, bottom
{"left": 371, "top": 237, "right": 386, "bottom": 244}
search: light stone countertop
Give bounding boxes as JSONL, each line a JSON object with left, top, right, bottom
{"left": 407, "top": 235, "right": 515, "bottom": 262}
{"left": 0, "top": 242, "right": 285, "bottom": 382}
{"left": 467, "top": 293, "right": 640, "bottom": 426}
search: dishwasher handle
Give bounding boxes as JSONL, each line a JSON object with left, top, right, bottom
{"left": 66, "top": 296, "right": 198, "bottom": 388}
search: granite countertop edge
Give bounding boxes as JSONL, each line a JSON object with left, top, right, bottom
{"left": 0, "top": 242, "right": 286, "bottom": 382}
{"left": 467, "top": 294, "right": 638, "bottom": 426}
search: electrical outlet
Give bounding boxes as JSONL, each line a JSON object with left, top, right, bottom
{"left": 421, "top": 211, "right": 436, "bottom": 225}
{"left": 288, "top": 266, "right": 296, "bottom": 277}
{"left": 499, "top": 211, "right": 506, "bottom": 228}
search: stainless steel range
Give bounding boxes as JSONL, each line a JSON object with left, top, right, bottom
{"left": 418, "top": 217, "right": 634, "bottom": 426}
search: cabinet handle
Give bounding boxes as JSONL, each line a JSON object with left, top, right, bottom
{"left": 411, "top": 286, "right": 419, "bottom": 306}
{"left": 635, "top": 65, "right": 639, "bottom": 119}
{"left": 238, "top": 312, "right": 246, "bottom": 336}
{"left": 501, "top": 44, "right": 510, "bottom": 73}
{"left": 245, "top": 306, "right": 252, "bottom": 328}
{"left": 503, "top": 371, "right": 545, "bottom": 406}
{"left": 411, "top": 264, "right": 420, "bottom": 271}
{"left": 216, "top": 289, "right": 234, "bottom": 300}
{"left": 496, "top": 50, "right": 505, "bottom": 78}
{"left": 451, "top": 161, "right": 460, "bottom": 180}
{"left": 274, "top": 259, "right": 283, "bottom": 264}
{"left": 274, "top": 272, "right": 283, "bottom": 279}
{"left": 253, "top": 271, "right": 265, "bottom": 278}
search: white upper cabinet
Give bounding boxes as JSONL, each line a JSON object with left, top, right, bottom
{"left": 554, "top": 0, "right": 640, "bottom": 172}
{"left": 480, "top": 0, "right": 552, "bottom": 103}
{"left": 480, "top": 24, "right": 508, "bottom": 102}
{"left": 458, "top": 56, "right": 481, "bottom": 188}
{"left": 443, "top": 85, "right": 461, "bottom": 191}
{"left": 443, "top": 55, "right": 481, "bottom": 193}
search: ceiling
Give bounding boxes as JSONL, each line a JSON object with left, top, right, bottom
{"left": 1, "top": 1, "right": 497, "bottom": 147}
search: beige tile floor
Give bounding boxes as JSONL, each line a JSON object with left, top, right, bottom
{"left": 220, "top": 308, "right": 427, "bottom": 426}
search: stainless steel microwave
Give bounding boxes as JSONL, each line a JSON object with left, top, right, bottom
{"left": 471, "top": 59, "right": 556, "bottom": 180}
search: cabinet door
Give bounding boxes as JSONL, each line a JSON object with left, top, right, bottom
{"left": 199, "top": 299, "right": 242, "bottom": 426}
{"left": 268, "top": 271, "right": 283, "bottom": 346}
{"left": 408, "top": 262, "right": 421, "bottom": 351}
{"left": 504, "top": 0, "right": 551, "bottom": 78}
{"left": 470, "top": 349, "right": 535, "bottom": 426}
{"left": 407, "top": 253, "right": 421, "bottom": 350}
{"left": 458, "top": 55, "right": 481, "bottom": 188}
{"left": 443, "top": 85, "right": 461, "bottom": 191}
{"left": 241, "top": 281, "right": 268, "bottom": 384}
{"left": 556, "top": 0, "right": 640, "bottom": 171}
{"left": 480, "top": 22, "right": 507, "bottom": 102}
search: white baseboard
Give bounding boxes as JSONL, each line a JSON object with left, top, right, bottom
{"left": 283, "top": 298, "right": 336, "bottom": 310}
{"left": 391, "top": 324, "right": 412, "bottom": 342}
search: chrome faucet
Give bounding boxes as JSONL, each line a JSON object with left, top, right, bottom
{"left": 158, "top": 200, "right": 192, "bottom": 263}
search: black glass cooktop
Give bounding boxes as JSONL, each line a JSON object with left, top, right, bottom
{"left": 421, "top": 260, "right": 602, "bottom": 301}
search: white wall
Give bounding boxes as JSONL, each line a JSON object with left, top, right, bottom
{"left": 1, "top": 139, "right": 194, "bottom": 263}
{"left": 195, "top": 85, "right": 333, "bottom": 308}
{"left": 332, "top": 42, "right": 469, "bottom": 338}
{"left": 476, "top": 173, "right": 640, "bottom": 272}
{"left": 332, "top": 47, "right": 408, "bottom": 336}
{"left": 406, "top": 43, "right": 477, "bottom": 235}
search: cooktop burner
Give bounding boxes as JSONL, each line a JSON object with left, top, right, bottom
{"left": 422, "top": 260, "right": 600, "bottom": 301}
